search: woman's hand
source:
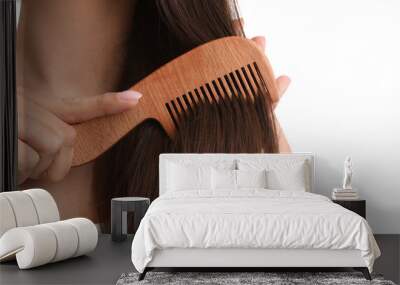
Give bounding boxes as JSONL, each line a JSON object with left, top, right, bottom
{"left": 17, "top": 89, "right": 142, "bottom": 184}
{"left": 250, "top": 36, "right": 291, "bottom": 107}
{"left": 250, "top": 35, "right": 292, "bottom": 153}
{"left": 233, "top": 18, "right": 291, "bottom": 103}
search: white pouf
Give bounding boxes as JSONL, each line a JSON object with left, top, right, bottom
{"left": 0, "top": 196, "right": 17, "bottom": 237}
{"left": 0, "top": 218, "right": 98, "bottom": 269}
{"left": 24, "top": 188, "right": 60, "bottom": 223}
{"left": 0, "top": 191, "right": 39, "bottom": 227}
{"left": 0, "top": 189, "right": 60, "bottom": 237}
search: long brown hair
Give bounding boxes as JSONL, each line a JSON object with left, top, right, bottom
{"left": 95, "top": 0, "right": 278, "bottom": 230}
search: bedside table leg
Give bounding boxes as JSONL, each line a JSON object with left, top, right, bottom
{"left": 138, "top": 268, "right": 148, "bottom": 281}
{"left": 354, "top": 267, "right": 371, "bottom": 280}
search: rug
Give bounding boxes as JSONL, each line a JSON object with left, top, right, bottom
{"left": 116, "top": 272, "right": 396, "bottom": 285}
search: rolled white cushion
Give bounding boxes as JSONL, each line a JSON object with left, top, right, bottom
{"left": 0, "top": 226, "right": 57, "bottom": 269}
{"left": 0, "top": 196, "right": 17, "bottom": 237}
{"left": 64, "top": 218, "right": 98, "bottom": 257}
{"left": 0, "top": 191, "right": 39, "bottom": 227}
{"left": 0, "top": 218, "right": 98, "bottom": 269}
{"left": 42, "top": 221, "right": 79, "bottom": 262}
{"left": 23, "top": 189, "right": 59, "bottom": 223}
{"left": 0, "top": 189, "right": 60, "bottom": 239}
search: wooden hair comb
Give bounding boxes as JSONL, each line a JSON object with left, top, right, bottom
{"left": 72, "top": 36, "right": 279, "bottom": 166}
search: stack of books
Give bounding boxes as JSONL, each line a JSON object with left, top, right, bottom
{"left": 332, "top": 188, "right": 359, "bottom": 200}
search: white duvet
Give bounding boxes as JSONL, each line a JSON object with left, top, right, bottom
{"left": 131, "top": 189, "right": 380, "bottom": 273}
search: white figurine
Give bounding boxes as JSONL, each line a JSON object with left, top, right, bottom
{"left": 342, "top": 156, "right": 353, "bottom": 190}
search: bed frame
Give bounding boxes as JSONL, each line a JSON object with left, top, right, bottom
{"left": 139, "top": 153, "right": 371, "bottom": 280}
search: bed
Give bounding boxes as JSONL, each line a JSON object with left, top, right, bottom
{"left": 131, "top": 153, "right": 380, "bottom": 280}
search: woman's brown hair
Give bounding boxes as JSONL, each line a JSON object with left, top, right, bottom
{"left": 94, "top": 0, "right": 278, "bottom": 230}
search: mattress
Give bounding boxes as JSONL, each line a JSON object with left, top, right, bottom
{"left": 131, "top": 189, "right": 380, "bottom": 273}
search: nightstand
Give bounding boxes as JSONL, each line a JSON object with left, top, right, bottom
{"left": 332, "top": 199, "right": 366, "bottom": 219}
{"left": 111, "top": 197, "right": 150, "bottom": 242}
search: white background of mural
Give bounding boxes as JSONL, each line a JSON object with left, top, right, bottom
{"left": 240, "top": 0, "right": 400, "bottom": 233}
{"left": 16, "top": 0, "right": 400, "bottom": 233}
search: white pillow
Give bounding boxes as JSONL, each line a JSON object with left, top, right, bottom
{"left": 266, "top": 162, "right": 307, "bottom": 191}
{"left": 212, "top": 169, "right": 268, "bottom": 190}
{"left": 238, "top": 159, "right": 309, "bottom": 191}
{"left": 167, "top": 162, "right": 212, "bottom": 191}
{"left": 236, "top": 169, "right": 267, "bottom": 188}
{"left": 165, "top": 158, "right": 236, "bottom": 170}
{"left": 212, "top": 168, "right": 237, "bottom": 190}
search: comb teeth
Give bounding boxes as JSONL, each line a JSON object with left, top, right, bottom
{"left": 165, "top": 62, "right": 266, "bottom": 129}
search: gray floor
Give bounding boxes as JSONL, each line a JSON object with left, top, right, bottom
{"left": 0, "top": 235, "right": 134, "bottom": 285}
{"left": 374, "top": 234, "right": 400, "bottom": 284}
{"left": 0, "top": 235, "right": 398, "bottom": 285}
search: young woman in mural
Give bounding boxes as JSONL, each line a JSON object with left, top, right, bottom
{"left": 17, "top": 0, "right": 291, "bottom": 228}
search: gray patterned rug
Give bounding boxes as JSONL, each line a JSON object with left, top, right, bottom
{"left": 117, "top": 272, "right": 396, "bottom": 285}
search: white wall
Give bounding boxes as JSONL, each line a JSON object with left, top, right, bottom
{"left": 239, "top": 0, "right": 400, "bottom": 234}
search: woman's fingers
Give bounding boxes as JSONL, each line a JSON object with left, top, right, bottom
{"left": 251, "top": 36, "right": 266, "bottom": 52}
{"left": 251, "top": 35, "right": 291, "bottom": 105}
{"left": 276, "top": 75, "right": 291, "bottom": 98}
{"left": 18, "top": 96, "right": 76, "bottom": 153}
{"left": 272, "top": 76, "right": 291, "bottom": 109}
{"left": 46, "top": 147, "right": 74, "bottom": 182}
{"left": 17, "top": 140, "right": 40, "bottom": 184}
{"left": 17, "top": 89, "right": 142, "bottom": 184}
{"left": 18, "top": 90, "right": 142, "bottom": 183}
{"left": 29, "top": 154, "right": 55, "bottom": 180}
{"left": 18, "top": 95, "right": 76, "bottom": 183}
{"left": 47, "top": 90, "right": 142, "bottom": 124}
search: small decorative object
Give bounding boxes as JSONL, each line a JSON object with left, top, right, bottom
{"left": 342, "top": 156, "right": 353, "bottom": 190}
{"left": 332, "top": 156, "right": 359, "bottom": 200}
